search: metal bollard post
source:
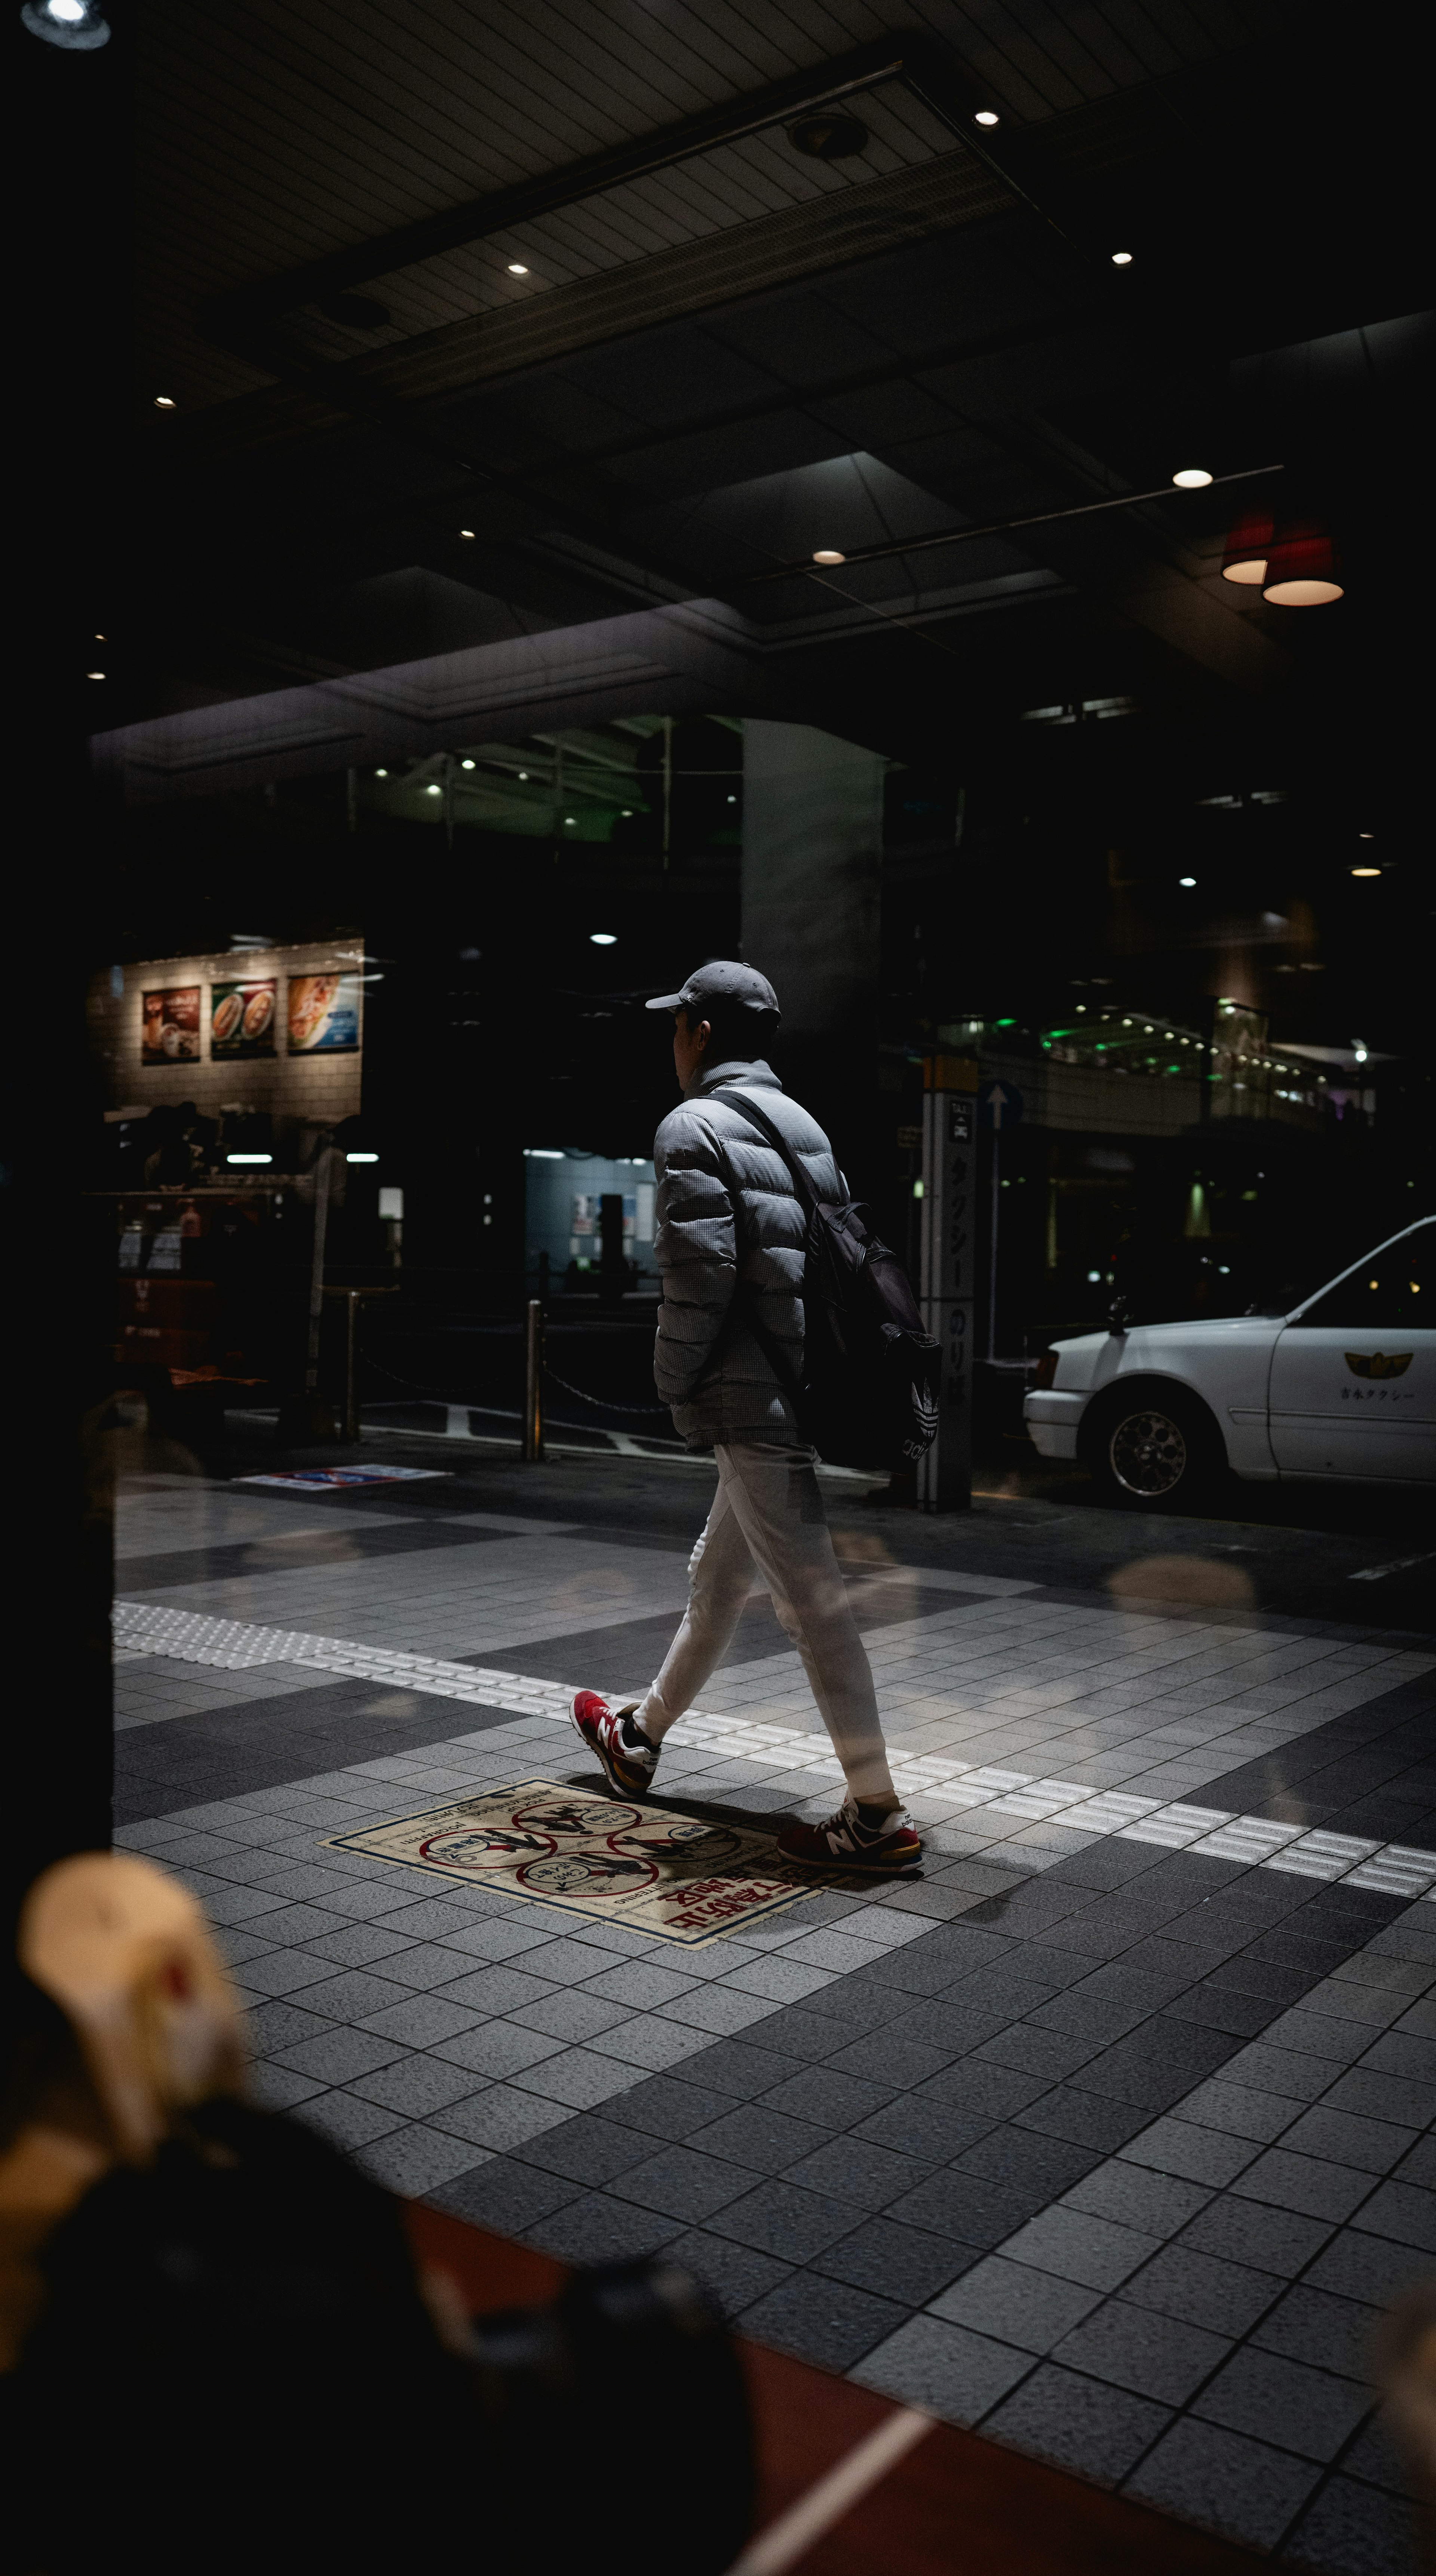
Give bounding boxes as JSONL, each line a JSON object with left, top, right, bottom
{"left": 344, "top": 1290, "right": 363, "bottom": 1444}
{"left": 524, "top": 1298, "right": 545, "bottom": 1461}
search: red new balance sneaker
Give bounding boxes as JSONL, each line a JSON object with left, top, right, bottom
{"left": 569, "top": 1691, "right": 660, "bottom": 1799}
{"left": 777, "top": 1799, "right": 923, "bottom": 1874}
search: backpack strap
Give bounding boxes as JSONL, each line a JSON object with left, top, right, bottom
{"left": 703, "top": 1088, "right": 813, "bottom": 1421}
{"left": 706, "top": 1088, "right": 822, "bottom": 1217}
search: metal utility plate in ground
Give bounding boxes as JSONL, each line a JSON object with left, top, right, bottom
{"left": 234, "top": 1465, "right": 452, "bottom": 1488}
{"left": 329, "top": 1775, "right": 842, "bottom": 1944}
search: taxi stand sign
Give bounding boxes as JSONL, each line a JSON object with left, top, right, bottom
{"left": 917, "top": 1053, "right": 978, "bottom": 1509}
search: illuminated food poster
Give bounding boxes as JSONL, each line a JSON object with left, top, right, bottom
{"left": 141, "top": 986, "right": 201, "bottom": 1066}
{"left": 287, "top": 971, "right": 361, "bottom": 1054}
{"left": 211, "top": 978, "right": 277, "bottom": 1059}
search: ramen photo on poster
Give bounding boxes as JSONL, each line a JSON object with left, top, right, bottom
{"left": 211, "top": 978, "right": 277, "bottom": 1060}
{"left": 141, "top": 986, "right": 201, "bottom": 1066}
{"left": 287, "top": 971, "right": 360, "bottom": 1054}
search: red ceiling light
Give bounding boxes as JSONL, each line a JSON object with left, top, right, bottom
{"left": 1262, "top": 521, "right": 1344, "bottom": 606}
{"left": 1221, "top": 508, "right": 1272, "bottom": 586}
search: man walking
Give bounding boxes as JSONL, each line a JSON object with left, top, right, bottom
{"left": 570, "top": 962, "right": 921, "bottom": 1874}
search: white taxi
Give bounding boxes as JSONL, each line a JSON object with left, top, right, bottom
{"left": 1024, "top": 1217, "right": 1435, "bottom": 1506}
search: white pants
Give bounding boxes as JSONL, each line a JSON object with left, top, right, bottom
{"left": 635, "top": 1442, "right": 897, "bottom": 1804}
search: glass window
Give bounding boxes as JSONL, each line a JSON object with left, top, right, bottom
{"left": 1293, "top": 1222, "right": 1431, "bottom": 1328}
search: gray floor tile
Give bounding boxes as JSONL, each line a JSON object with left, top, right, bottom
{"left": 982, "top": 2364, "right": 1172, "bottom": 2485}
{"left": 609, "top": 2073, "right": 737, "bottom": 2141}
{"left": 347, "top": 2053, "right": 488, "bottom": 2116}
{"left": 1123, "top": 2243, "right": 1280, "bottom": 2338}
{"left": 1176, "top": 2196, "right": 1335, "bottom": 2278}
{"left": 1050, "top": 2297, "right": 1231, "bottom": 2405}
{"left": 356, "top": 2123, "right": 489, "bottom": 2196}
{"left": 738, "top": 2272, "right": 909, "bottom": 2371}
{"left": 757, "top": 2065, "right": 896, "bottom": 2129}
{"left": 1337, "top": 2412, "right": 1416, "bottom": 2500}
{"left": 659, "top": 2230, "right": 793, "bottom": 2320}
{"left": 1118, "top": 2117, "right": 1260, "bottom": 2187}
{"left": 1280, "top": 2105, "right": 1420, "bottom": 2177}
{"left": 1062, "top": 2162, "right": 1213, "bottom": 2240}
{"left": 851, "top": 2315, "right": 1034, "bottom": 2424}
{"left": 357, "top": 1993, "right": 484, "bottom": 2047}
{"left": 810, "top": 2215, "right": 975, "bottom": 2307}
{"left": 1233, "top": 2147, "right": 1380, "bottom": 2225}
{"left": 1124, "top": 2417, "right": 1322, "bottom": 2550}
{"left": 527, "top": 2191, "right": 678, "bottom": 2266}
{"left": 514, "top": 2047, "right": 646, "bottom": 2109}
{"left": 884, "top": 2168, "right": 1043, "bottom": 2251}
{"left": 930, "top": 2255, "right": 1102, "bottom": 2353}
{"left": 1300, "top": 2230, "right": 1434, "bottom": 2310}
{"left": 1192, "top": 2346, "right": 1373, "bottom": 2462}
{"left": 998, "top": 2205, "right": 1163, "bottom": 2292}
{"left": 709, "top": 2178, "right": 857, "bottom": 2262}
{"left": 269, "top": 2027, "right": 410, "bottom": 2083}
{"left": 431, "top": 2086, "right": 573, "bottom": 2152}
{"left": 1251, "top": 2283, "right": 1384, "bottom": 2380}
{"left": 1282, "top": 2475, "right": 1417, "bottom": 2576}
{"left": 431, "top": 2020, "right": 565, "bottom": 2078}
{"left": 783, "top": 2133, "right": 935, "bottom": 2213}
{"left": 1013, "top": 2088, "right": 1150, "bottom": 2154}
{"left": 518, "top": 2111, "right": 641, "bottom": 2185}
{"left": 686, "top": 2102, "right": 831, "bottom": 2176}
{"left": 612, "top": 2143, "right": 752, "bottom": 2223}
{"left": 1350, "top": 2180, "right": 1436, "bottom": 2254}
{"left": 428, "top": 2157, "right": 579, "bottom": 2235}
{"left": 295, "top": 2091, "right": 404, "bottom": 2150}
{"left": 250, "top": 2060, "right": 329, "bottom": 2110}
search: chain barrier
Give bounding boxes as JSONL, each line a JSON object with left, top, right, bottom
{"left": 541, "top": 1362, "right": 672, "bottom": 1417}
{"left": 356, "top": 1336, "right": 671, "bottom": 1419}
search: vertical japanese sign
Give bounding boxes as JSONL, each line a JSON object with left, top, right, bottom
{"left": 917, "top": 1053, "right": 978, "bottom": 1508}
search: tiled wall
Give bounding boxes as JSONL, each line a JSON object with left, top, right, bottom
{"left": 88, "top": 941, "right": 364, "bottom": 1127}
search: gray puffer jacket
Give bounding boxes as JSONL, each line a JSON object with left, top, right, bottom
{"left": 651, "top": 1059, "right": 840, "bottom": 1449}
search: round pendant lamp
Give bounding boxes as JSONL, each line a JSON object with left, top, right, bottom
{"left": 1221, "top": 509, "right": 1272, "bottom": 585}
{"left": 1262, "top": 521, "right": 1343, "bottom": 606}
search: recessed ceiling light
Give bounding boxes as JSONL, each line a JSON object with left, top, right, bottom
{"left": 974, "top": 110, "right": 1000, "bottom": 125}
{"left": 590, "top": 932, "right": 617, "bottom": 946}
{"left": 813, "top": 548, "right": 846, "bottom": 564}
{"left": 518, "top": 771, "right": 529, "bottom": 781}
{"left": 459, "top": 528, "right": 476, "bottom": 539}
{"left": 461, "top": 758, "right": 476, "bottom": 770}
{"left": 1179, "top": 876, "right": 1196, "bottom": 887}
{"left": 86, "top": 670, "right": 105, "bottom": 679}
{"left": 1172, "top": 468, "right": 1213, "bottom": 488}
{"left": 94, "top": 632, "right": 105, "bottom": 640}
{"left": 1351, "top": 866, "right": 1381, "bottom": 877}
{"left": 1111, "top": 250, "right": 1133, "bottom": 266}
{"left": 426, "top": 783, "right": 442, "bottom": 795}
{"left": 154, "top": 395, "right": 175, "bottom": 408}
{"left": 564, "top": 815, "right": 576, "bottom": 826}
{"left": 507, "top": 262, "right": 529, "bottom": 275}
{"left": 1358, "top": 830, "right": 1375, "bottom": 839}
{"left": 375, "top": 768, "right": 388, "bottom": 777}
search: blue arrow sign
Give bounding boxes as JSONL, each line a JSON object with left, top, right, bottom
{"left": 979, "top": 1079, "right": 1024, "bottom": 1131}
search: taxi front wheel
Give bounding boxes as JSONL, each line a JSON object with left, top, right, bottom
{"left": 1084, "top": 1384, "right": 1224, "bottom": 1510}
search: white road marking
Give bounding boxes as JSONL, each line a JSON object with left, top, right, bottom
{"left": 723, "top": 2405, "right": 933, "bottom": 2576}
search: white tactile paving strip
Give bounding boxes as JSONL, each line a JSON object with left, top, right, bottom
{"left": 113, "top": 1601, "right": 1436, "bottom": 1902}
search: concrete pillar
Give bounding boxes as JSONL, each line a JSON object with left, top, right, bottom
{"left": 740, "top": 721, "right": 884, "bottom": 1169}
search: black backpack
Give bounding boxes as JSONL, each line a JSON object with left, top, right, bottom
{"left": 712, "top": 1089, "right": 939, "bottom": 1472}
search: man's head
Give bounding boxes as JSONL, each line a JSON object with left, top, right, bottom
{"left": 646, "top": 961, "right": 780, "bottom": 1093}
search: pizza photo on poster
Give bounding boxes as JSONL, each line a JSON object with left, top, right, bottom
{"left": 287, "top": 971, "right": 360, "bottom": 1054}
{"left": 141, "top": 986, "right": 201, "bottom": 1066}
{"left": 211, "top": 978, "right": 277, "bottom": 1059}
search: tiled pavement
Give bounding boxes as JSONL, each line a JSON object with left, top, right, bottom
{"left": 112, "top": 1466, "right": 1436, "bottom": 2571}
